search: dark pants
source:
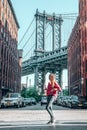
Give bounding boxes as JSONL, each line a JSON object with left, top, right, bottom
{"left": 46, "top": 95, "right": 56, "bottom": 122}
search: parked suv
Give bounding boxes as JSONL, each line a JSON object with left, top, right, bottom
{"left": 67, "top": 95, "right": 83, "bottom": 108}
{"left": 1, "top": 93, "right": 23, "bottom": 108}
{"left": 62, "top": 96, "right": 70, "bottom": 107}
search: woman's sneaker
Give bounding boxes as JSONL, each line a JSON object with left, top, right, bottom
{"left": 51, "top": 119, "right": 56, "bottom": 125}
{"left": 47, "top": 120, "right": 52, "bottom": 124}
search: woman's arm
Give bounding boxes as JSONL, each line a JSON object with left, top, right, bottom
{"left": 55, "top": 83, "right": 62, "bottom": 92}
{"left": 50, "top": 82, "right": 62, "bottom": 92}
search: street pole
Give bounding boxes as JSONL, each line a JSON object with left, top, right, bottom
{"left": 26, "top": 76, "right": 28, "bottom": 97}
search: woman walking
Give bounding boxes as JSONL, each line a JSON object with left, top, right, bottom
{"left": 46, "top": 73, "right": 62, "bottom": 124}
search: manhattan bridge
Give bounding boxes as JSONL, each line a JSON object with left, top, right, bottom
{"left": 21, "top": 9, "right": 77, "bottom": 93}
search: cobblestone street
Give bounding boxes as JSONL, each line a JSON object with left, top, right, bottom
{"left": 0, "top": 104, "right": 87, "bottom": 126}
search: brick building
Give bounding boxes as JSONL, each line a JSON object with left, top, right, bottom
{"left": 0, "top": 0, "right": 22, "bottom": 99}
{"left": 68, "top": 0, "right": 87, "bottom": 99}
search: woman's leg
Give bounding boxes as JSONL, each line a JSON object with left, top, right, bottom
{"left": 46, "top": 96, "right": 56, "bottom": 123}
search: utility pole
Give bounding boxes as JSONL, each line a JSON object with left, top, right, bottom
{"left": 26, "top": 76, "right": 28, "bottom": 97}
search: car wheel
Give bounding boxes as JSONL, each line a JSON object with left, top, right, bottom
{"left": 69, "top": 103, "right": 72, "bottom": 108}
{"left": 23, "top": 102, "right": 26, "bottom": 107}
{"left": 1, "top": 105, "right": 4, "bottom": 108}
{"left": 16, "top": 103, "right": 20, "bottom": 108}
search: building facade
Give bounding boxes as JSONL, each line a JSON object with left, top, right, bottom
{"left": 68, "top": 0, "right": 87, "bottom": 99}
{"left": 0, "top": 0, "right": 22, "bottom": 99}
{"left": 68, "top": 17, "right": 81, "bottom": 96}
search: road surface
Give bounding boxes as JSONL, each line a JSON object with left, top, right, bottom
{"left": 0, "top": 103, "right": 87, "bottom": 126}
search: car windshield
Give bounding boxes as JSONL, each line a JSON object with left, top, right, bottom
{"left": 5, "top": 93, "right": 19, "bottom": 98}
{"left": 71, "top": 95, "right": 78, "bottom": 100}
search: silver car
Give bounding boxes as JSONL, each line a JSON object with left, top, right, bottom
{"left": 1, "top": 93, "right": 23, "bottom": 108}
{"left": 41, "top": 96, "right": 47, "bottom": 106}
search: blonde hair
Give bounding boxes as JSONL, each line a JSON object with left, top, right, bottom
{"left": 49, "top": 73, "right": 55, "bottom": 80}
{"left": 49, "top": 73, "right": 55, "bottom": 87}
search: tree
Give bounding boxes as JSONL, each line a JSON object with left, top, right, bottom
{"left": 21, "top": 87, "right": 27, "bottom": 98}
{"left": 63, "top": 89, "right": 69, "bottom": 96}
{"left": 21, "top": 87, "right": 41, "bottom": 101}
{"left": 27, "top": 87, "right": 41, "bottom": 101}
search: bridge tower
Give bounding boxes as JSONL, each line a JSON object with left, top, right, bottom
{"left": 35, "top": 9, "right": 63, "bottom": 53}
{"left": 34, "top": 9, "right": 63, "bottom": 93}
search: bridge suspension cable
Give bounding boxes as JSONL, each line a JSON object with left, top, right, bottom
{"left": 23, "top": 44, "right": 35, "bottom": 59}
{"left": 56, "top": 13, "right": 78, "bottom": 20}
{"left": 18, "top": 17, "right": 35, "bottom": 46}
{"left": 63, "top": 15, "right": 78, "bottom": 20}
{"left": 22, "top": 12, "right": 78, "bottom": 60}
{"left": 56, "top": 13, "right": 78, "bottom": 16}
{"left": 22, "top": 28, "right": 35, "bottom": 49}
{"left": 61, "top": 13, "right": 77, "bottom": 46}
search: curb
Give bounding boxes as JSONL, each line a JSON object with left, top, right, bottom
{"left": 0, "top": 124, "right": 87, "bottom": 130}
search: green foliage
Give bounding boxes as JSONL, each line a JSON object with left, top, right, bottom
{"left": 21, "top": 87, "right": 27, "bottom": 98}
{"left": 21, "top": 87, "right": 41, "bottom": 101}
{"left": 27, "top": 87, "right": 39, "bottom": 101}
{"left": 63, "top": 89, "right": 69, "bottom": 96}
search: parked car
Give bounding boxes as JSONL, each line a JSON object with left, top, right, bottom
{"left": 53, "top": 98, "right": 58, "bottom": 105}
{"left": 83, "top": 101, "right": 87, "bottom": 108}
{"left": 21, "top": 97, "right": 26, "bottom": 107}
{"left": 57, "top": 96, "right": 64, "bottom": 106}
{"left": 62, "top": 96, "right": 71, "bottom": 107}
{"left": 65, "top": 96, "right": 72, "bottom": 107}
{"left": 23, "top": 98, "right": 32, "bottom": 105}
{"left": 67, "top": 95, "right": 83, "bottom": 108}
{"left": 31, "top": 97, "right": 37, "bottom": 105}
{"left": 41, "top": 96, "right": 47, "bottom": 106}
{"left": 61, "top": 96, "right": 67, "bottom": 106}
{"left": 78, "top": 96, "right": 87, "bottom": 109}
{"left": 53, "top": 96, "right": 61, "bottom": 105}
{"left": 1, "top": 93, "right": 23, "bottom": 108}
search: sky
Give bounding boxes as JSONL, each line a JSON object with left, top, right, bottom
{"left": 11, "top": 0, "right": 79, "bottom": 88}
